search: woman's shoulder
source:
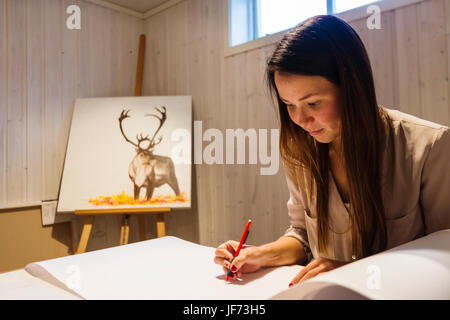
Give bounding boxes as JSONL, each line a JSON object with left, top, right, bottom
{"left": 381, "top": 107, "right": 449, "bottom": 147}
{"left": 382, "top": 107, "right": 447, "bottom": 129}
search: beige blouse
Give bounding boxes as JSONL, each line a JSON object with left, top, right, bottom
{"left": 282, "top": 108, "right": 450, "bottom": 263}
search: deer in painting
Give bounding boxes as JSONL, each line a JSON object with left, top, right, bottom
{"left": 118, "top": 106, "right": 180, "bottom": 201}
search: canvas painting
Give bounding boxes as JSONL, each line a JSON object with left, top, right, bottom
{"left": 57, "top": 96, "right": 192, "bottom": 212}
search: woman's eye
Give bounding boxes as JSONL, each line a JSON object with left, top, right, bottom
{"left": 286, "top": 104, "right": 296, "bottom": 109}
{"left": 307, "top": 101, "right": 320, "bottom": 107}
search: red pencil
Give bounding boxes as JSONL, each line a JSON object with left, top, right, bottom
{"left": 226, "top": 219, "right": 252, "bottom": 282}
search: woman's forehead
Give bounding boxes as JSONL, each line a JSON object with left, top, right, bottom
{"left": 274, "top": 72, "right": 337, "bottom": 97}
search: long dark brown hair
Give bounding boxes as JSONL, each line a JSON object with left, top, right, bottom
{"left": 266, "top": 15, "right": 394, "bottom": 259}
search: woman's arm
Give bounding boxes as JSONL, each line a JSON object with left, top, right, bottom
{"left": 420, "top": 127, "right": 450, "bottom": 233}
{"left": 258, "top": 236, "right": 307, "bottom": 267}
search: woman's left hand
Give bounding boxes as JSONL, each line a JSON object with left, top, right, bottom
{"left": 289, "top": 257, "right": 349, "bottom": 287}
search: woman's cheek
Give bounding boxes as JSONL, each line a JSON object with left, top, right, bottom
{"left": 318, "top": 102, "right": 341, "bottom": 131}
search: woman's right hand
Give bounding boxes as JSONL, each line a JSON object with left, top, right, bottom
{"left": 213, "top": 240, "right": 265, "bottom": 280}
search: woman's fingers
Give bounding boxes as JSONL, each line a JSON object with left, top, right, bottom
{"left": 214, "top": 242, "right": 237, "bottom": 265}
{"left": 297, "top": 265, "right": 325, "bottom": 283}
{"left": 228, "top": 249, "right": 249, "bottom": 273}
{"left": 214, "top": 240, "right": 241, "bottom": 279}
{"left": 289, "top": 258, "right": 322, "bottom": 286}
{"left": 288, "top": 257, "right": 341, "bottom": 287}
{"left": 215, "top": 241, "right": 262, "bottom": 280}
{"left": 214, "top": 255, "right": 231, "bottom": 268}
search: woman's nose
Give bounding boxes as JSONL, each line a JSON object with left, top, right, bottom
{"left": 289, "top": 106, "right": 311, "bottom": 127}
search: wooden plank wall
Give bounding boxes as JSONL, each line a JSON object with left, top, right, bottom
{"left": 0, "top": 0, "right": 143, "bottom": 253}
{"left": 142, "top": 0, "right": 450, "bottom": 248}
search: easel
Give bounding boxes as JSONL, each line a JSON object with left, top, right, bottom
{"left": 73, "top": 34, "right": 170, "bottom": 254}
{"left": 74, "top": 207, "right": 170, "bottom": 254}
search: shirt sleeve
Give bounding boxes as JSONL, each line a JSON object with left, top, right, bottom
{"left": 280, "top": 167, "right": 313, "bottom": 264}
{"left": 420, "top": 126, "right": 450, "bottom": 234}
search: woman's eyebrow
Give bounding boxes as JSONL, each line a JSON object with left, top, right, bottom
{"left": 280, "top": 93, "right": 318, "bottom": 103}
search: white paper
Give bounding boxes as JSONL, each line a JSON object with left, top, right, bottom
{"left": 25, "top": 236, "right": 302, "bottom": 300}
{"left": 271, "top": 229, "right": 450, "bottom": 300}
{"left": 0, "top": 269, "right": 81, "bottom": 300}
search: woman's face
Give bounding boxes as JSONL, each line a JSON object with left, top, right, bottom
{"left": 274, "top": 71, "right": 342, "bottom": 146}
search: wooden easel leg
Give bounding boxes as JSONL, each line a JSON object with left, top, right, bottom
{"left": 156, "top": 214, "right": 166, "bottom": 238}
{"left": 124, "top": 214, "right": 130, "bottom": 244}
{"left": 76, "top": 215, "right": 94, "bottom": 254}
{"left": 138, "top": 216, "right": 146, "bottom": 241}
{"left": 70, "top": 219, "right": 77, "bottom": 255}
{"left": 120, "top": 219, "right": 124, "bottom": 245}
{"left": 120, "top": 214, "right": 130, "bottom": 245}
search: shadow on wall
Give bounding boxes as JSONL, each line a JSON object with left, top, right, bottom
{"left": 0, "top": 206, "right": 72, "bottom": 273}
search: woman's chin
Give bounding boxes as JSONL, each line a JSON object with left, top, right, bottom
{"left": 311, "top": 134, "right": 331, "bottom": 144}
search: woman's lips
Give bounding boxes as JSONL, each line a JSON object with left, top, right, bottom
{"left": 308, "top": 129, "right": 323, "bottom": 136}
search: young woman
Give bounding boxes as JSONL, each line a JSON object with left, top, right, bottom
{"left": 214, "top": 15, "right": 449, "bottom": 287}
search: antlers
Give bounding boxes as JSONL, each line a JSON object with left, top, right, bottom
{"left": 118, "top": 106, "right": 167, "bottom": 151}
{"left": 145, "top": 106, "right": 167, "bottom": 149}
{"left": 119, "top": 110, "right": 138, "bottom": 148}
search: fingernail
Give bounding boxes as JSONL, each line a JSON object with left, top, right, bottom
{"left": 231, "top": 265, "right": 237, "bottom": 272}
{"left": 289, "top": 282, "right": 293, "bottom": 287}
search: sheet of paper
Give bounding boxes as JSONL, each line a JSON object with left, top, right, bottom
{"left": 271, "top": 229, "right": 450, "bottom": 300}
{"left": 0, "top": 269, "right": 81, "bottom": 300}
{"left": 25, "top": 236, "right": 303, "bottom": 299}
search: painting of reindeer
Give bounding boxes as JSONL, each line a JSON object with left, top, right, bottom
{"left": 119, "top": 107, "right": 181, "bottom": 201}
{"left": 57, "top": 96, "right": 191, "bottom": 212}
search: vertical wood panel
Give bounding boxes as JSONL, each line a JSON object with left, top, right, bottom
{"left": 154, "top": 10, "right": 168, "bottom": 95}
{"left": 143, "top": 16, "right": 156, "bottom": 95}
{"left": 246, "top": 48, "right": 267, "bottom": 245}
{"left": 205, "top": 0, "right": 224, "bottom": 245}
{"left": 117, "top": 12, "right": 131, "bottom": 96}
{"left": 444, "top": 0, "right": 450, "bottom": 125}
{"left": 7, "top": 0, "right": 27, "bottom": 204}
{"left": 78, "top": 0, "right": 91, "bottom": 97}
{"left": 232, "top": 52, "right": 248, "bottom": 240}
{"left": 109, "top": 9, "right": 121, "bottom": 96}
{"left": 101, "top": 6, "right": 112, "bottom": 97}
{"left": 185, "top": 0, "right": 211, "bottom": 244}
{"left": 417, "top": 0, "right": 449, "bottom": 124}
{"left": 126, "top": 13, "right": 139, "bottom": 96}
{"left": 62, "top": 0, "right": 79, "bottom": 184}
{"left": 166, "top": 2, "right": 187, "bottom": 94}
{"left": 43, "top": 0, "right": 63, "bottom": 200}
{"left": 364, "top": 11, "right": 397, "bottom": 108}
{"left": 26, "top": 0, "right": 45, "bottom": 202}
{"left": 89, "top": 4, "right": 103, "bottom": 97}
{"left": 0, "top": 0, "right": 8, "bottom": 204}
{"left": 395, "top": 4, "right": 421, "bottom": 115}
